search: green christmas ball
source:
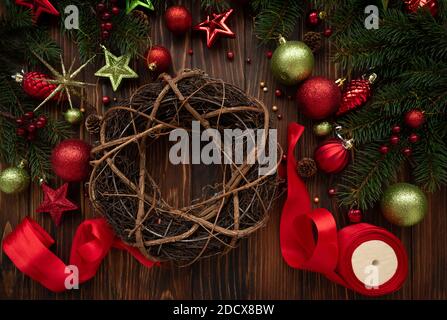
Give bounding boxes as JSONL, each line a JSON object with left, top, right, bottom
{"left": 64, "top": 108, "right": 83, "bottom": 124}
{"left": 0, "top": 166, "right": 30, "bottom": 194}
{"left": 270, "top": 38, "right": 314, "bottom": 86}
{"left": 381, "top": 183, "right": 427, "bottom": 227}
{"left": 313, "top": 121, "right": 333, "bottom": 137}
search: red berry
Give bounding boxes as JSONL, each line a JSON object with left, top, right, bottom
{"left": 266, "top": 51, "right": 273, "bottom": 59}
{"left": 348, "top": 209, "right": 362, "bottom": 223}
{"left": 96, "top": 3, "right": 106, "bottom": 13}
{"left": 101, "top": 12, "right": 111, "bottom": 21}
{"left": 38, "top": 115, "right": 47, "bottom": 123}
{"left": 35, "top": 120, "right": 45, "bottom": 128}
{"left": 102, "top": 96, "right": 111, "bottom": 105}
{"left": 16, "top": 128, "right": 26, "bottom": 136}
{"left": 101, "top": 30, "right": 110, "bottom": 39}
{"left": 227, "top": 51, "right": 234, "bottom": 60}
{"left": 27, "top": 132, "right": 36, "bottom": 141}
{"left": 403, "top": 147, "right": 412, "bottom": 157}
{"left": 104, "top": 22, "right": 113, "bottom": 31}
{"left": 100, "top": 23, "right": 106, "bottom": 30}
{"left": 328, "top": 188, "right": 336, "bottom": 196}
{"left": 24, "top": 111, "right": 34, "bottom": 119}
{"left": 409, "top": 133, "right": 420, "bottom": 144}
{"left": 275, "top": 89, "right": 282, "bottom": 97}
{"left": 112, "top": 6, "right": 119, "bottom": 15}
{"left": 392, "top": 125, "right": 401, "bottom": 134}
{"left": 110, "top": 0, "right": 117, "bottom": 3}
{"left": 323, "top": 27, "right": 333, "bottom": 37}
{"left": 306, "top": 10, "right": 321, "bottom": 27}
{"left": 27, "top": 124, "right": 36, "bottom": 132}
{"left": 246, "top": 58, "right": 251, "bottom": 64}
{"left": 379, "top": 145, "right": 389, "bottom": 154}
{"left": 390, "top": 135, "right": 399, "bottom": 145}
{"left": 16, "top": 117, "right": 25, "bottom": 125}
{"left": 187, "top": 49, "right": 193, "bottom": 55}
{"left": 281, "top": 154, "right": 287, "bottom": 162}
{"left": 404, "top": 109, "right": 425, "bottom": 129}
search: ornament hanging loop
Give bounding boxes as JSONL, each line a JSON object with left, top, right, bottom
{"left": 335, "top": 125, "right": 354, "bottom": 150}
{"left": 278, "top": 35, "right": 287, "bottom": 45}
{"left": 363, "top": 72, "right": 377, "bottom": 84}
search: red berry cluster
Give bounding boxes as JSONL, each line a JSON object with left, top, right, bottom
{"left": 16, "top": 112, "right": 47, "bottom": 141}
{"left": 379, "top": 109, "right": 425, "bottom": 157}
{"left": 96, "top": 0, "right": 120, "bottom": 40}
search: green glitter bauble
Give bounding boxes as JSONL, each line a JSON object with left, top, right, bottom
{"left": 0, "top": 166, "right": 30, "bottom": 194}
{"left": 381, "top": 183, "right": 427, "bottom": 227}
{"left": 64, "top": 108, "right": 83, "bottom": 124}
{"left": 313, "top": 121, "right": 333, "bottom": 137}
{"left": 270, "top": 38, "right": 314, "bottom": 86}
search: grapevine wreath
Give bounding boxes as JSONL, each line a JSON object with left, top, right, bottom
{"left": 88, "top": 69, "right": 281, "bottom": 264}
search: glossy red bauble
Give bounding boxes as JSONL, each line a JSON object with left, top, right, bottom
{"left": 146, "top": 45, "right": 172, "bottom": 74}
{"left": 51, "top": 139, "right": 92, "bottom": 182}
{"left": 404, "top": 109, "right": 425, "bottom": 128}
{"left": 296, "top": 76, "right": 341, "bottom": 120}
{"left": 314, "top": 138, "right": 350, "bottom": 173}
{"left": 306, "top": 10, "right": 322, "bottom": 27}
{"left": 165, "top": 5, "right": 192, "bottom": 35}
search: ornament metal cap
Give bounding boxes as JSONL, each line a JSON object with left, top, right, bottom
{"left": 335, "top": 125, "right": 354, "bottom": 150}
{"left": 12, "top": 70, "right": 25, "bottom": 83}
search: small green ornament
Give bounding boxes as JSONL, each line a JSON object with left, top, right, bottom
{"left": 0, "top": 162, "right": 30, "bottom": 194}
{"left": 313, "top": 121, "right": 333, "bottom": 137}
{"left": 381, "top": 183, "right": 427, "bottom": 227}
{"left": 95, "top": 46, "right": 139, "bottom": 91}
{"left": 64, "top": 108, "right": 83, "bottom": 125}
{"left": 126, "top": 0, "right": 154, "bottom": 14}
{"left": 270, "top": 37, "right": 314, "bottom": 86}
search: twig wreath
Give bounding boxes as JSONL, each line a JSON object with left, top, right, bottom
{"left": 88, "top": 69, "right": 281, "bottom": 265}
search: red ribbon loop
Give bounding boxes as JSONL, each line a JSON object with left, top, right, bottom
{"left": 3, "top": 217, "right": 156, "bottom": 292}
{"left": 280, "top": 123, "right": 408, "bottom": 296}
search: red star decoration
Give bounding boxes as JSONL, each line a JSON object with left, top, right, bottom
{"left": 193, "top": 9, "right": 235, "bottom": 48}
{"left": 15, "top": 0, "right": 59, "bottom": 22}
{"left": 36, "top": 183, "right": 78, "bottom": 226}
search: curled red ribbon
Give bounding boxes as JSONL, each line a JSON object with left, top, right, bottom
{"left": 280, "top": 123, "right": 408, "bottom": 296}
{"left": 2, "top": 217, "right": 156, "bottom": 292}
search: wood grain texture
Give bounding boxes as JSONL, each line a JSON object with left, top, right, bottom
{"left": 0, "top": 2, "right": 446, "bottom": 300}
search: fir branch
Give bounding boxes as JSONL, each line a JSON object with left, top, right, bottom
{"left": 254, "top": 0, "right": 305, "bottom": 44}
{"left": 201, "top": 0, "right": 230, "bottom": 12}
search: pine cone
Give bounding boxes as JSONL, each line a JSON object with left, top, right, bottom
{"left": 303, "top": 32, "right": 322, "bottom": 53}
{"left": 297, "top": 157, "right": 317, "bottom": 178}
{"left": 132, "top": 10, "right": 149, "bottom": 26}
{"left": 85, "top": 114, "right": 102, "bottom": 134}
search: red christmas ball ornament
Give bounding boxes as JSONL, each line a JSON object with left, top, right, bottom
{"left": 51, "top": 139, "right": 91, "bottom": 182}
{"left": 348, "top": 209, "right": 362, "bottom": 223}
{"left": 336, "top": 73, "right": 376, "bottom": 116}
{"left": 404, "top": 0, "right": 438, "bottom": 16}
{"left": 146, "top": 45, "right": 172, "bottom": 74}
{"left": 296, "top": 76, "right": 341, "bottom": 120}
{"left": 102, "top": 95, "right": 111, "bottom": 105}
{"left": 14, "top": 71, "right": 60, "bottom": 101}
{"left": 404, "top": 109, "right": 425, "bottom": 128}
{"left": 164, "top": 5, "right": 192, "bottom": 36}
{"left": 314, "top": 137, "right": 352, "bottom": 174}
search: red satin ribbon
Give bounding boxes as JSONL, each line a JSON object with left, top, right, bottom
{"left": 2, "top": 217, "right": 156, "bottom": 292}
{"left": 280, "top": 123, "right": 408, "bottom": 296}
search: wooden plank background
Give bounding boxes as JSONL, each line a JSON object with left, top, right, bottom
{"left": 1, "top": 1, "right": 446, "bottom": 300}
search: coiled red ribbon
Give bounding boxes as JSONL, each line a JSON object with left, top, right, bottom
{"left": 2, "top": 217, "right": 156, "bottom": 292}
{"left": 280, "top": 123, "right": 408, "bottom": 296}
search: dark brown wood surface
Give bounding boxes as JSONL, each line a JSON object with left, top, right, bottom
{"left": 1, "top": 1, "right": 446, "bottom": 300}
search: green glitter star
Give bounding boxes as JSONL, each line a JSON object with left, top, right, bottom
{"left": 126, "top": 0, "right": 154, "bottom": 14}
{"left": 95, "top": 46, "right": 138, "bottom": 91}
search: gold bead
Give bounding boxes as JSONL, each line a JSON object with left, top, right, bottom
{"left": 263, "top": 87, "right": 268, "bottom": 92}
{"left": 272, "top": 105, "right": 278, "bottom": 112}
{"left": 80, "top": 108, "right": 86, "bottom": 113}
{"left": 260, "top": 81, "right": 266, "bottom": 88}
{"left": 313, "top": 196, "right": 320, "bottom": 204}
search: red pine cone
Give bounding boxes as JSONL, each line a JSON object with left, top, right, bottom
{"left": 18, "top": 72, "right": 62, "bottom": 101}
{"left": 336, "top": 78, "right": 371, "bottom": 116}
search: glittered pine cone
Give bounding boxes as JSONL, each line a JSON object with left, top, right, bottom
{"left": 297, "top": 157, "right": 317, "bottom": 178}
{"left": 303, "top": 31, "right": 322, "bottom": 53}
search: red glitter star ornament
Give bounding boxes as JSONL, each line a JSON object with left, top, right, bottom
{"left": 15, "top": 0, "right": 59, "bottom": 22}
{"left": 193, "top": 9, "right": 235, "bottom": 48}
{"left": 36, "top": 183, "right": 78, "bottom": 226}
